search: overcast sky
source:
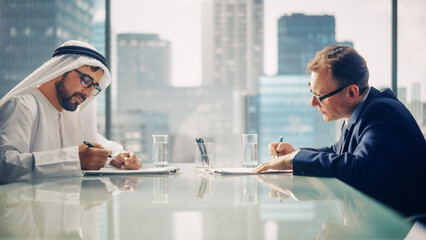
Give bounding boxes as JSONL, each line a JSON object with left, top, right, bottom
{"left": 95, "top": 0, "right": 426, "bottom": 100}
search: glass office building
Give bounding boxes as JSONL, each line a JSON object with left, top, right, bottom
{"left": 0, "top": 0, "right": 94, "bottom": 98}
{"left": 259, "top": 75, "right": 336, "bottom": 161}
{"left": 116, "top": 33, "right": 171, "bottom": 111}
{"left": 278, "top": 13, "right": 352, "bottom": 75}
{"left": 202, "top": 0, "right": 264, "bottom": 95}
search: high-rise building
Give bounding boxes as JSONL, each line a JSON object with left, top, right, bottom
{"left": 132, "top": 86, "right": 239, "bottom": 164}
{"left": 277, "top": 13, "right": 352, "bottom": 74}
{"left": 409, "top": 82, "right": 422, "bottom": 125}
{"left": 116, "top": 33, "right": 171, "bottom": 110}
{"left": 0, "top": 0, "right": 94, "bottom": 98}
{"left": 258, "top": 75, "right": 336, "bottom": 160}
{"left": 397, "top": 87, "right": 407, "bottom": 106}
{"left": 202, "top": 0, "right": 264, "bottom": 95}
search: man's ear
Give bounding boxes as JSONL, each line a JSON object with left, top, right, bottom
{"left": 346, "top": 84, "right": 359, "bottom": 103}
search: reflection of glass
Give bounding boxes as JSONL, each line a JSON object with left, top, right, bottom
{"left": 195, "top": 173, "right": 213, "bottom": 199}
{"left": 241, "top": 134, "right": 258, "bottom": 167}
{"left": 153, "top": 177, "right": 169, "bottom": 204}
{"left": 241, "top": 176, "right": 258, "bottom": 205}
{"left": 152, "top": 135, "right": 168, "bottom": 167}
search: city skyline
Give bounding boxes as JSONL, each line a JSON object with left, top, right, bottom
{"left": 98, "top": 0, "right": 426, "bottom": 103}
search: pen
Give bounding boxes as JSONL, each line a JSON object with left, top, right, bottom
{"left": 200, "top": 138, "right": 209, "bottom": 165}
{"left": 195, "top": 138, "right": 206, "bottom": 164}
{"left": 276, "top": 136, "right": 283, "bottom": 158}
{"left": 83, "top": 141, "right": 112, "bottom": 157}
{"left": 195, "top": 138, "right": 209, "bottom": 165}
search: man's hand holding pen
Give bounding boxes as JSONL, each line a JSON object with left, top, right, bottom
{"left": 254, "top": 139, "right": 297, "bottom": 173}
{"left": 80, "top": 141, "right": 142, "bottom": 170}
{"left": 79, "top": 142, "right": 112, "bottom": 170}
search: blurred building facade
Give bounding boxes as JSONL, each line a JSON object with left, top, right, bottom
{"left": 116, "top": 33, "right": 171, "bottom": 109}
{"left": 0, "top": 0, "right": 94, "bottom": 98}
{"left": 278, "top": 13, "right": 353, "bottom": 74}
{"left": 201, "top": 0, "right": 264, "bottom": 95}
{"left": 259, "top": 75, "right": 336, "bottom": 159}
{"left": 129, "top": 86, "right": 239, "bottom": 164}
{"left": 201, "top": 0, "right": 264, "bottom": 135}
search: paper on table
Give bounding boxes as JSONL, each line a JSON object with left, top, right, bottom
{"left": 203, "top": 168, "right": 292, "bottom": 175}
{"left": 83, "top": 167, "right": 180, "bottom": 175}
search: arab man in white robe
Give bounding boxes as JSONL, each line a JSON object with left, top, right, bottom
{"left": 0, "top": 40, "right": 142, "bottom": 184}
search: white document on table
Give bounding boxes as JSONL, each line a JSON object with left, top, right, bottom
{"left": 203, "top": 168, "right": 292, "bottom": 175}
{"left": 83, "top": 167, "right": 180, "bottom": 175}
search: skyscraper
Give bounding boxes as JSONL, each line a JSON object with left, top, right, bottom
{"left": 277, "top": 13, "right": 352, "bottom": 74}
{"left": 116, "top": 33, "right": 171, "bottom": 110}
{"left": 202, "top": 0, "right": 264, "bottom": 95}
{"left": 0, "top": 0, "right": 94, "bottom": 98}
{"left": 258, "top": 75, "right": 336, "bottom": 160}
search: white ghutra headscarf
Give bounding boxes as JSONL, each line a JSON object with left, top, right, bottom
{"left": 0, "top": 40, "right": 122, "bottom": 151}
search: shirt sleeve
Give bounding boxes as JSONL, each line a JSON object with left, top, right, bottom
{"left": 0, "top": 98, "right": 82, "bottom": 184}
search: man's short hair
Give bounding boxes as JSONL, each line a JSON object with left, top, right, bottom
{"left": 306, "top": 45, "right": 369, "bottom": 92}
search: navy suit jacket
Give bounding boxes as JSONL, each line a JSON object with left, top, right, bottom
{"left": 293, "top": 87, "right": 426, "bottom": 216}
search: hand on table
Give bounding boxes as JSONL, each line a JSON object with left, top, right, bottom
{"left": 254, "top": 141, "right": 296, "bottom": 173}
{"left": 110, "top": 152, "right": 142, "bottom": 170}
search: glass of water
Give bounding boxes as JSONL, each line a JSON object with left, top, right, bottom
{"left": 152, "top": 135, "right": 168, "bottom": 167}
{"left": 241, "top": 134, "right": 258, "bottom": 168}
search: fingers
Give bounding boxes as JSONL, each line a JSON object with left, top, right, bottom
{"left": 91, "top": 142, "right": 104, "bottom": 149}
{"left": 80, "top": 142, "right": 111, "bottom": 157}
{"left": 79, "top": 144, "right": 110, "bottom": 170}
{"left": 87, "top": 147, "right": 111, "bottom": 158}
{"left": 276, "top": 142, "right": 295, "bottom": 155}
{"left": 268, "top": 142, "right": 279, "bottom": 157}
{"left": 113, "top": 152, "right": 142, "bottom": 170}
{"left": 254, "top": 162, "right": 270, "bottom": 173}
{"left": 81, "top": 157, "right": 108, "bottom": 170}
{"left": 124, "top": 157, "right": 142, "bottom": 170}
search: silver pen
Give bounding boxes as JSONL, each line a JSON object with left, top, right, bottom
{"left": 276, "top": 136, "right": 283, "bottom": 158}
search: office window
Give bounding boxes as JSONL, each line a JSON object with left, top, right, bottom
{"left": 102, "top": 0, "right": 396, "bottom": 164}
{"left": 398, "top": 1, "right": 426, "bottom": 133}
{"left": 1, "top": 0, "right": 424, "bottom": 165}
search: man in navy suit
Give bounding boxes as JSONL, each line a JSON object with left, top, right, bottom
{"left": 255, "top": 45, "right": 426, "bottom": 217}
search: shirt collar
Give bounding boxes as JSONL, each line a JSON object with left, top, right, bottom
{"left": 345, "top": 86, "right": 371, "bottom": 127}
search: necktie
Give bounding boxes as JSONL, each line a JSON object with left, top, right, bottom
{"left": 340, "top": 123, "right": 350, "bottom": 154}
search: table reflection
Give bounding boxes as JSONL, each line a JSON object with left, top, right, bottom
{"left": 255, "top": 174, "right": 413, "bottom": 239}
{"left": 153, "top": 177, "right": 169, "bottom": 204}
{"left": 0, "top": 164, "right": 420, "bottom": 239}
{"left": 242, "top": 176, "right": 258, "bottom": 205}
{"left": 0, "top": 176, "right": 142, "bottom": 240}
{"left": 195, "top": 172, "right": 213, "bottom": 199}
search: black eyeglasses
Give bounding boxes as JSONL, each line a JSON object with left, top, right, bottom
{"left": 74, "top": 69, "right": 102, "bottom": 96}
{"left": 309, "top": 82, "right": 347, "bottom": 104}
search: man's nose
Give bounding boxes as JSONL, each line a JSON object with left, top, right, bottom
{"left": 82, "top": 87, "right": 92, "bottom": 98}
{"left": 310, "top": 95, "right": 320, "bottom": 107}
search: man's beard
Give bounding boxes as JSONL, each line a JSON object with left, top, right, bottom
{"left": 55, "top": 73, "right": 86, "bottom": 111}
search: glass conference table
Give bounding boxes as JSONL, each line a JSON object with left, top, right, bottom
{"left": 0, "top": 163, "right": 421, "bottom": 239}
